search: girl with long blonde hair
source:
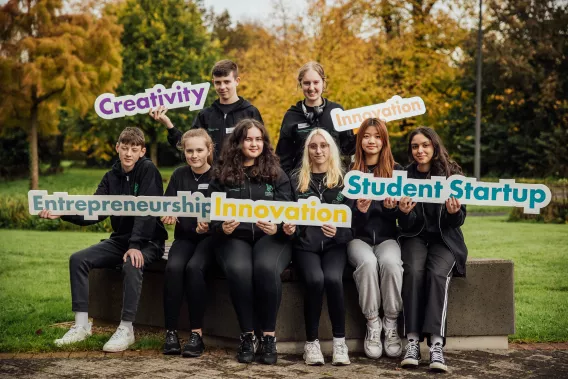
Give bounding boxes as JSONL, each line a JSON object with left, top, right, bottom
{"left": 284, "top": 128, "right": 353, "bottom": 366}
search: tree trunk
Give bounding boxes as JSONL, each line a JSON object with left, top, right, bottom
{"left": 150, "top": 141, "right": 158, "bottom": 167}
{"left": 29, "top": 105, "right": 39, "bottom": 190}
{"left": 49, "top": 134, "right": 65, "bottom": 174}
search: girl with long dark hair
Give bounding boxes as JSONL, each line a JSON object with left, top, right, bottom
{"left": 398, "top": 126, "right": 468, "bottom": 373}
{"left": 208, "top": 118, "right": 293, "bottom": 365}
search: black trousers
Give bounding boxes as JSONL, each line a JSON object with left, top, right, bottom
{"left": 294, "top": 244, "right": 347, "bottom": 341}
{"left": 70, "top": 238, "right": 163, "bottom": 321}
{"left": 163, "top": 236, "right": 215, "bottom": 330}
{"left": 401, "top": 233, "right": 455, "bottom": 345}
{"left": 215, "top": 235, "right": 292, "bottom": 333}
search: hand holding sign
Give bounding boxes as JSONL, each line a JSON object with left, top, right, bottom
{"left": 149, "top": 106, "right": 174, "bottom": 129}
{"left": 356, "top": 198, "right": 372, "bottom": 213}
{"left": 196, "top": 222, "right": 209, "bottom": 234}
{"left": 321, "top": 224, "right": 337, "bottom": 237}
{"left": 257, "top": 220, "right": 277, "bottom": 235}
{"left": 222, "top": 220, "right": 240, "bottom": 235}
{"left": 162, "top": 216, "right": 178, "bottom": 225}
{"left": 283, "top": 223, "right": 296, "bottom": 236}
{"left": 38, "top": 209, "right": 60, "bottom": 220}
{"left": 445, "top": 197, "right": 461, "bottom": 214}
{"left": 383, "top": 197, "right": 397, "bottom": 209}
{"left": 399, "top": 196, "right": 417, "bottom": 214}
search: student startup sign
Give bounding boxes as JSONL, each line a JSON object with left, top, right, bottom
{"left": 94, "top": 81, "right": 210, "bottom": 119}
{"left": 342, "top": 171, "right": 552, "bottom": 214}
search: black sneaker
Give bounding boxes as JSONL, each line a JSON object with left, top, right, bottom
{"left": 237, "top": 333, "right": 258, "bottom": 363}
{"left": 401, "top": 339, "right": 421, "bottom": 368}
{"left": 429, "top": 342, "right": 448, "bottom": 372}
{"left": 258, "top": 335, "right": 278, "bottom": 365}
{"left": 182, "top": 331, "right": 205, "bottom": 357}
{"left": 163, "top": 330, "right": 181, "bottom": 355}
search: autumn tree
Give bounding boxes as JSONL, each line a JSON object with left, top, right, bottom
{"left": 0, "top": 0, "right": 122, "bottom": 189}
{"left": 106, "top": 0, "right": 220, "bottom": 165}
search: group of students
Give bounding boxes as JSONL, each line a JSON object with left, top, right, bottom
{"left": 40, "top": 60, "right": 468, "bottom": 373}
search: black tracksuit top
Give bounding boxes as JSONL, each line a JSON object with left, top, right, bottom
{"left": 291, "top": 173, "right": 354, "bottom": 253}
{"left": 164, "top": 165, "right": 212, "bottom": 242}
{"left": 351, "top": 164, "right": 404, "bottom": 246}
{"left": 61, "top": 157, "right": 168, "bottom": 250}
{"left": 208, "top": 167, "right": 293, "bottom": 243}
{"left": 397, "top": 163, "right": 469, "bottom": 277}
{"left": 167, "top": 97, "right": 263, "bottom": 158}
{"left": 276, "top": 99, "right": 356, "bottom": 176}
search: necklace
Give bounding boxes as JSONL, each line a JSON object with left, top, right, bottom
{"left": 310, "top": 175, "right": 328, "bottom": 200}
{"left": 191, "top": 169, "right": 205, "bottom": 182}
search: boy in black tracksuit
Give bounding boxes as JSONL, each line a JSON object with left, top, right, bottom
{"left": 40, "top": 127, "right": 167, "bottom": 353}
{"left": 291, "top": 173, "right": 353, "bottom": 364}
{"left": 208, "top": 166, "right": 293, "bottom": 364}
{"left": 276, "top": 99, "right": 356, "bottom": 176}
{"left": 151, "top": 60, "right": 263, "bottom": 158}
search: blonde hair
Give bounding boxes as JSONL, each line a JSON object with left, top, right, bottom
{"left": 295, "top": 128, "right": 343, "bottom": 193}
{"left": 178, "top": 128, "right": 214, "bottom": 165}
{"left": 297, "top": 61, "right": 327, "bottom": 91}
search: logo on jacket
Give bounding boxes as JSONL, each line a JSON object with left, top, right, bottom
{"left": 265, "top": 184, "right": 274, "bottom": 196}
{"left": 332, "top": 192, "right": 344, "bottom": 204}
{"left": 134, "top": 183, "right": 139, "bottom": 196}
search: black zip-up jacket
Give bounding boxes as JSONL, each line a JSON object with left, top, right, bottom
{"left": 167, "top": 97, "right": 263, "bottom": 158}
{"left": 276, "top": 99, "right": 356, "bottom": 176}
{"left": 208, "top": 167, "right": 293, "bottom": 243}
{"left": 397, "top": 163, "right": 468, "bottom": 277}
{"left": 164, "top": 165, "right": 212, "bottom": 242}
{"left": 61, "top": 157, "right": 168, "bottom": 250}
{"left": 291, "top": 173, "right": 354, "bottom": 253}
{"left": 351, "top": 164, "right": 404, "bottom": 246}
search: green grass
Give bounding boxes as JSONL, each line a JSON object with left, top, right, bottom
{"left": 0, "top": 216, "right": 567, "bottom": 352}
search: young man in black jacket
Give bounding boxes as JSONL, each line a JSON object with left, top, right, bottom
{"left": 38, "top": 127, "right": 168, "bottom": 352}
{"left": 151, "top": 60, "right": 263, "bottom": 159}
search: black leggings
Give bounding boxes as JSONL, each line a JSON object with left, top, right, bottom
{"left": 294, "top": 244, "right": 347, "bottom": 341}
{"left": 163, "top": 236, "right": 215, "bottom": 330}
{"left": 215, "top": 235, "right": 292, "bottom": 333}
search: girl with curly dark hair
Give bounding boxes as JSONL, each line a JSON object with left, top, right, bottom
{"left": 397, "top": 126, "right": 468, "bottom": 373}
{"left": 208, "top": 118, "right": 293, "bottom": 365}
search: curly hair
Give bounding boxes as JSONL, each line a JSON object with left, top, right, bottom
{"left": 407, "top": 126, "right": 463, "bottom": 177}
{"left": 213, "top": 119, "right": 280, "bottom": 185}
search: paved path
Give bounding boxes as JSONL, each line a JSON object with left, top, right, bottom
{"left": 1, "top": 345, "right": 568, "bottom": 378}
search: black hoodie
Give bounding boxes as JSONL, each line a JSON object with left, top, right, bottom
{"left": 276, "top": 99, "right": 356, "bottom": 176}
{"left": 164, "top": 165, "right": 212, "bottom": 242}
{"left": 208, "top": 167, "right": 293, "bottom": 243}
{"left": 167, "top": 96, "right": 263, "bottom": 158}
{"left": 397, "top": 163, "right": 469, "bottom": 277}
{"left": 351, "top": 164, "right": 404, "bottom": 246}
{"left": 291, "top": 173, "right": 354, "bottom": 253}
{"left": 61, "top": 157, "right": 168, "bottom": 250}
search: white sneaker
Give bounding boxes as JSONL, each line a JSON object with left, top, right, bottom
{"left": 383, "top": 317, "right": 402, "bottom": 357}
{"left": 364, "top": 320, "right": 382, "bottom": 359}
{"left": 103, "top": 325, "right": 135, "bottom": 352}
{"left": 54, "top": 323, "right": 92, "bottom": 346}
{"left": 332, "top": 340, "right": 351, "bottom": 366}
{"left": 303, "top": 340, "right": 325, "bottom": 365}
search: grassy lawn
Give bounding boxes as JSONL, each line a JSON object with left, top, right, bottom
{"left": 0, "top": 216, "right": 567, "bottom": 352}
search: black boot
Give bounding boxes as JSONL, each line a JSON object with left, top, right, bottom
{"left": 258, "top": 335, "right": 278, "bottom": 364}
{"left": 182, "top": 331, "right": 205, "bottom": 358}
{"left": 163, "top": 330, "right": 181, "bottom": 355}
{"left": 236, "top": 333, "right": 258, "bottom": 363}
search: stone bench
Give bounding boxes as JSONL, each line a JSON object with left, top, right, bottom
{"left": 88, "top": 251, "right": 515, "bottom": 353}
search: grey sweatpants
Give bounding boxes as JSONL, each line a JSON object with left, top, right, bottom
{"left": 69, "top": 238, "right": 163, "bottom": 322}
{"left": 347, "top": 239, "right": 403, "bottom": 320}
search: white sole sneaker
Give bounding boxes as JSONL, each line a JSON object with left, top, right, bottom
{"left": 401, "top": 357, "right": 420, "bottom": 368}
{"left": 54, "top": 324, "right": 92, "bottom": 346}
{"left": 430, "top": 361, "right": 448, "bottom": 372}
{"left": 102, "top": 327, "right": 135, "bottom": 352}
{"left": 303, "top": 353, "right": 324, "bottom": 365}
{"left": 332, "top": 359, "right": 351, "bottom": 366}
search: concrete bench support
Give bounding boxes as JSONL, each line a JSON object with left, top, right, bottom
{"left": 89, "top": 258, "right": 515, "bottom": 353}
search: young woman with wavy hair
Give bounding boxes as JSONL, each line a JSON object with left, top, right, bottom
{"left": 347, "top": 118, "right": 404, "bottom": 360}
{"left": 208, "top": 119, "right": 293, "bottom": 365}
{"left": 398, "top": 126, "right": 468, "bottom": 373}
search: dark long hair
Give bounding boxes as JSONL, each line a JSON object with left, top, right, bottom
{"left": 352, "top": 118, "right": 395, "bottom": 178}
{"left": 407, "top": 126, "right": 462, "bottom": 177}
{"left": 213, "top": 119, "right": 280, "bottom": 185}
